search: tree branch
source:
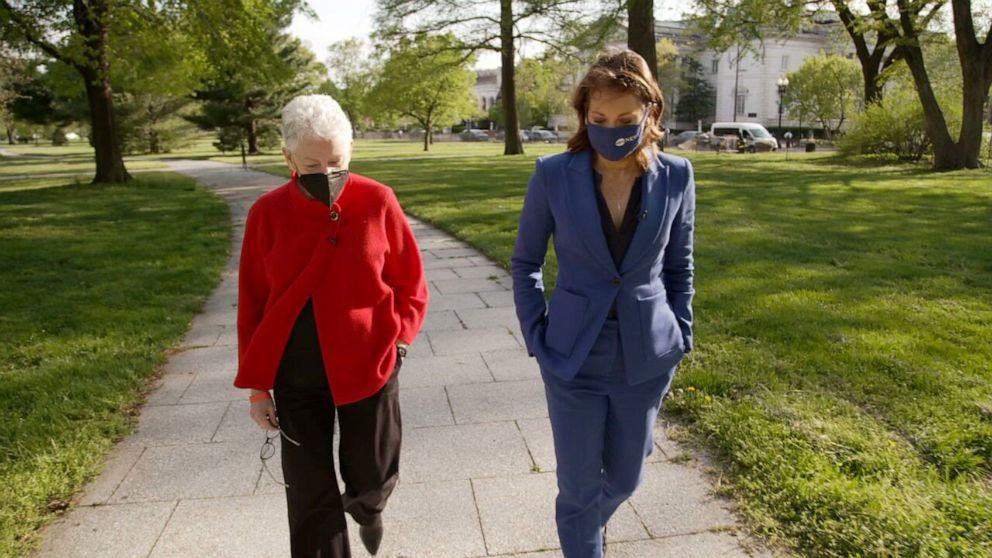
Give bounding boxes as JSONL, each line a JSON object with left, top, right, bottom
{"left": 0, "top": 1, "right": 72, "bottom": 67}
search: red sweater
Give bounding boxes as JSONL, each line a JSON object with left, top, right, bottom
{"left": 235, "top": 172, "right": 429, "bottom": 404}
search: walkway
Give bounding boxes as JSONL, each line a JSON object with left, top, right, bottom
{"left": 36, "top": 159, "right": 770, "bottom": 557}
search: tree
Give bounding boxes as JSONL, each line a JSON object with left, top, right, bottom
{"left": 7, "top": 59, "right": 89, "bottom": 143}
{"left": 784, "top": 54, "right": 862, "bottom": 138}
{"left": 900, "top": 0, "right": 991, "bottom": 169}
{"left": 1, "top": 0, "right": 134, "bottom": 182}
{"left": 322, "top": 39, "right": 381, "bottom": 134}
{"left": 0, "top": 53, "right": 25, "bottom": 144}
{"left": 370, "top": 33, "right": 477, "bottom": 151}
{"left": 376, "top": 0, "right": 603, "bottom": 156}
{"left": 690, "top": 0, "right": 992, "bottom": 170}
{"left": 674, "top": 58, "right": 716, "bottom": 126}
{"left": 841, "top": 36, "right": 965, "bottom": 162}
{"left": 515, "top": 55, "right": 575, "bottom": 129}
{"left": 655, "top": 38, "right": 682, "bottom": 117}
{"left": 628, "top": 0, "right": 657, "bottom": 78}
{"left": 188, "top": 31, "right": 325, "bottom": 154}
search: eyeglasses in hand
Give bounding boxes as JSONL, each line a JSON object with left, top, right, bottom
{"left": 259, "top": 429, "right": 301, "bottom": 487}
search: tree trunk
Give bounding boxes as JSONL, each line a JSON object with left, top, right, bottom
{"left": 423, "top": 118, "right": 430, "bottom": 151}
{"left": 860, "top": 63, "right": 883, "bottom": 105}
{"left": 951, "top": 0, "right": 992, "bottom": 169}
{"left": 627, "top": 0, "right": 657, "bottom": 79}
{"left": 832, "top": 1, "right": 898, "bottom": 106}
{"left": 6, "top": 125, "right": 14, "bottom": 145}
{"left": 149, "top": 128, "right": 160, "bottom": 154}
{"left": 499, "top": 0, "right": 524, "bottom": 155}
{"left": 76, "top": 0, "right": 129, "bottom": 183}
{"left": 247, "top": 118, "right": 259, "bottom": 154}
{"left": 897, "top": 0, "right": 991, "bottom": 170}
{"left": 900, "top": 42, "right": 960, "bottom": 170}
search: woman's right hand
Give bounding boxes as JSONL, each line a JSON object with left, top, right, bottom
{"left": 249, "top": 390, "right": 280, "bottom": 432}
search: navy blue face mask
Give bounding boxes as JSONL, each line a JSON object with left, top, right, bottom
{"left": 298, "top": 169, "right": 348, "bottom": 207}
{"left": 586, "top": 105, "right": 651, "bottom": 161}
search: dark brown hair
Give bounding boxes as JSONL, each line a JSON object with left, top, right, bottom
{"left": 566, "top": 49, "right": 665, "bottom": 171}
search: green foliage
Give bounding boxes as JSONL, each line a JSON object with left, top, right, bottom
{"left": 515, "top": 56, "right": 576, "bottom": 129}
{"left": 187, "top": 30, "right": 325, "bottom": 153}
{"left": 369, "top": 33, "right": 477, "bottom": 148}
{"left": 0, "top": 173, "right": 229, "bottom": 556}
{"left": 115, "top": 94, "right": 198, "bottom": 154}
{"left": 840, "top": 40, "right": 964, "bottom": 163}
{"left": 655, "top": 38, "right": 682, "bottom": 113}
{"left": 838, "top": 85, "right": 932, "bottom": 162}
{"left": 674, "top": 58, "right": 716, "bottom": 125}
{"left": 50, "top": 127, "right": 66, "bottom": 145}
{"left": 6, "top": 61, "right": 85, "bottom": 128}
{"left": 784, "top": 54, "right": 862, "bottom": 138}
{"left": 352, "top": 149, "right": 992, "bottom": 556}
{"left": 322, "top": 38, "right": 381, "bottom": 131}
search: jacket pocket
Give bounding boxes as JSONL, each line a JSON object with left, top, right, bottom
{"left": 545, "top": 287, "right": 588, "bottom": 357}
{"left": 638, "top": 290, "right": 684, "bottom": 360}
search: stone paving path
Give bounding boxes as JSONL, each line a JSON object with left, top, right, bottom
{"left": 36, "top": 160, "right": 771, "bottom": 557}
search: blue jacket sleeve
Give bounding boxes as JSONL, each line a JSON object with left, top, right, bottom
{"left": 662, "top": 159, "right": 695, "bottom": 352}
{"left": 511, "top": 158, "right": 553, "bottom": 357}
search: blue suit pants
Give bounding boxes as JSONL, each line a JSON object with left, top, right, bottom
{"left": 541, "top": 319, "right": 674, "bottom": 558}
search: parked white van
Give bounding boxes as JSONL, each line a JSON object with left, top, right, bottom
{"left": 708, "top": 122, "right": 779, "bottom": 152}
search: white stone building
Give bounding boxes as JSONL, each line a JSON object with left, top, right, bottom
{"left": 473, "top": 19, "right": 846, "bottom": 133}
{"left": 646, "top": 20, "right": 847, "bottom": 131}
{"left": 690, "top": 25, "right": 845, "bottom": 131}
{"left": 474, "top": 69, "right": 501, "bottom": 113}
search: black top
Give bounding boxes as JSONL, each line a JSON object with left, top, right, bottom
{"left": 277, "top": 298, "right": 328, "bottom": 388}
{"left": 593, "top": 171, "right": 642, "bottom": 268}
{"left": 593, "top": 170, "right": 643, "bottom": 319}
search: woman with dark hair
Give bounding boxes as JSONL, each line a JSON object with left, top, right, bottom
{"left": 511, "top": 50, "right": 695, "bottom": 558}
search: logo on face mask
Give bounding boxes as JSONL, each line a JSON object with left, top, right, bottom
{"left": 586, "top": 104, "right": 652, "bottom": 161}
{"left": 615, "top": 134, "right": 640, "bottom": 147}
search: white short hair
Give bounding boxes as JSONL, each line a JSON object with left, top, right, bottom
{"left": 280, "top": 94, "right": 353, "bottom": 152}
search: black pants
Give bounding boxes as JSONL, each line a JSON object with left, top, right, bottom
{"left": 273, "top": 353, "right": 402, "bottom": 558}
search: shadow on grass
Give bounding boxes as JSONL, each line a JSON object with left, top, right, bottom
{"left": 0, "top": 173, "right": 230, "bottom": 555}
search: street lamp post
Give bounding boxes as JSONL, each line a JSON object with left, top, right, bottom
{"left": 777, "top": 76, "right": 789, "bottom": 147}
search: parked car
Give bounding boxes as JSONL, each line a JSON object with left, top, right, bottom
{"left": 709, "top": 122, "right": 779, "bottom": 152}
{"left": 527, "top": 128, "right": 558, "bottom": 142}
{"left": 669, "top": 130, "right": 701, "bottom": 146}
{"left": 495, "top": 129, "right": 524, "bottom": 141}
{"left": 459, "top": 129, "right": 490, "bottom": 142}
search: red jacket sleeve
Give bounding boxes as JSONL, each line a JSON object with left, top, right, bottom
{"left": 381, "top": 190, "right": 428, "bottom": 345}
{"left": 237, "top": 205, "right": 270, "bottom": 365}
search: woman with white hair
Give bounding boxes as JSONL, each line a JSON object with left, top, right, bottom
{"left": 235, "top": 94, "right": 429, "bottom": 557}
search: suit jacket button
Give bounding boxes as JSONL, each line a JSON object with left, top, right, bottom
{"left": 329, "top": 211, "right": 340, "bottom": 221}
{"left": 612, "top": 277, "right": 621, "bottom": 286}
{"left": 327, "top": 236, "right": 337, "bottom": 245}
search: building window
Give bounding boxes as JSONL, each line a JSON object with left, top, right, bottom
{"left": 711, "top": 58, "right": 719, "bottom": 74}
{"left": 736, "top": 94, "right": 746, "bottom": 115}
{"left": 781, "top": 55, "right": 790, "bottom": 70}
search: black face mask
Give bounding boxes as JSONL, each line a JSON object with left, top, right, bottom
{"left": 298, "top": 169, "right": 349, "bottom": 207}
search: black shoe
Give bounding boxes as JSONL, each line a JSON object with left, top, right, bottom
{"left": 359, "top": 515, "right": 384, "bottom": 555}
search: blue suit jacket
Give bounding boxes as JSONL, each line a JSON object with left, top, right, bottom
{"left": 511, "top": 149, "right": 695, "bottom": 385}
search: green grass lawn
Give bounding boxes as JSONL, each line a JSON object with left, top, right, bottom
{"left": 207, "top": 138, "right": 567, "bottom": 167}
{"left": 2, "top": 137, "right": 566, "bottom": 177}
{"left": 0, "top": 144, "right": 167, "bottom": 177}
{"left": 343, "top": 150, "right": 992, "bottom": 556}
{"left": 0, "top": 174, "right": 230, "bottom": 555}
